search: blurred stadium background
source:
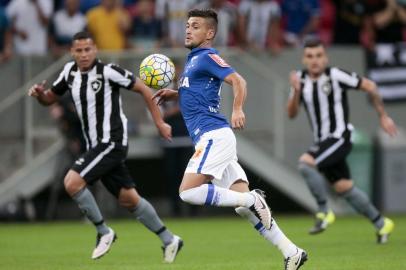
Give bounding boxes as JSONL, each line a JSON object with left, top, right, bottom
{"left": 0, "top": 0, "right": 406, "bottom": 268}
{"left": 1, "top": 47, "right": 405, "bottom": 220}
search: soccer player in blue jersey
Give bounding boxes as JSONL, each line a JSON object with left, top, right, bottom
{"left": 153, "top": 9, "right": 307, "bottom": 270}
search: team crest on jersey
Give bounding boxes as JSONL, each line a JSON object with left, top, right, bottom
{"left": 90, "top": 79, "right": 102, "bottom": 93}
{"left": 208, "top": 54, "right": 230, "bottom": 67}
{"left": 321, "top": 80, "right": 332, "bottom": 95}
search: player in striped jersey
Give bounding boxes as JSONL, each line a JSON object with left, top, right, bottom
{"left": 287, "top": 38, "right": 397, "bottom": 243}
{"left": 28, "top": 31, "right": 183, "bottom": 262}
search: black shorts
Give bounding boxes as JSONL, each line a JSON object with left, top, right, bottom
{"left": 307, "top": 137, "right": 352, "bottom": 183}
{"left": 72, "top": 142, "right": 135, "bottom": 197}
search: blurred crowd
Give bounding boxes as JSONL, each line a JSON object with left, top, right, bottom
{"left": 0, "top": 0, "right": 406, "bottom": 62}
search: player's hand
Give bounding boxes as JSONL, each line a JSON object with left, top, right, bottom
{"left": 380, "top": 115, "right": 397, "bottom": 137}
{"left": 289, "top": 71, "right": 301, "bottom": 92}
{"left": 231, "top": 109, "right": 245, "bottom": 130}
{"left": 28, "top": 80, "right": 47, "bottom": 97}
{"left": 152, "top": 89, "right": 178, "bottom": 105}
{"left": 157, "top": 122, "right": 172, "bottom": 141}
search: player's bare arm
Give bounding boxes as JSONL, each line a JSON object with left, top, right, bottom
{"left": 133, "top": 79, "right": 172, "bottom": 141}
{"left": 224, "top": 72, "right": 246, "bottom": 130}
{"left": 287, "top": 71, "right": 301, "bottom": 118}
{"left": 27, "top": 80, "right": 58, "bottom": 106}
{"left": 360, "top": 78, "right": 398, "bottom": 137}
{"left": 151, "top": 88, "right": 179, "bottom": 105}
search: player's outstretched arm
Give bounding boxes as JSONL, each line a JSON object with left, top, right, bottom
{"left": 133, "top": 78, "right": 172, "bottom": 141}
{"left": 224, "top": 72, "right": 247, "bottom": 130}
{"left": 27, "top": 80, "right": 58, "bottom": 106}
{"left": 360, "top": 78, "right": 398, "bottom": 137}
{"left": 287, "top": 71, "right": 301, "bottom": 118}
{"left": 151, "top": 88, "right": 179, "bottom": 105}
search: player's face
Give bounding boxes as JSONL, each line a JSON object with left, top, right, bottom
{"left": 302, "top": 46, "right": 328, "bottom": 77}
{"left": 185, "top": 17, "right": 214, "bottom": 49}
{"left": 71, "top": 38, "right": 98, "bottom": 71}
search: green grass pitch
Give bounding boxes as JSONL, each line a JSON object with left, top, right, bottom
{"left": 1, "top": 215, "right": 405, "bottom": 270}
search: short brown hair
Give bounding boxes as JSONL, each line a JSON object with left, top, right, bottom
{"left": 188, "top": 9, "right": 218, "bottom": 34}
{"left": 303, "top": 38, "right": 324, "bottom": 48}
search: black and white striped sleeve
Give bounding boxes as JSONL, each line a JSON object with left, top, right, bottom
{"left": 106, "top": 64, "right": 136, "bottom": 90}
{"left": 332, "top": 67, "right": 362, "bottom": 90}
{"left": 51, "top": 62, "right": 75, "bottom": 95}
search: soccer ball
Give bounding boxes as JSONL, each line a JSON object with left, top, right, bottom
{"left": 139, "top": 54, "right": 175, "bottom": 90}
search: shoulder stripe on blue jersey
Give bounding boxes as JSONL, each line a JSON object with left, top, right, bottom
{"left": 197, "top": 139, "right": 213, "bottom": 174}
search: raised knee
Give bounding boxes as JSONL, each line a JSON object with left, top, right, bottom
{"left": 119, "top": 188, "right": 140, "bottom": 210}
{"left": 299, "top": 153, "right": 316, "bottom": 167}
{"left": 179, "top": 189, "right": 190, "bottom": 203}
{"left": 64, "top": 175, "right": 75, "bottom": 194}
{"left": 179, "top": 187, "right": 201, "bottom": 204}
{"left": 334, "top": 180, "right": 353, "bottom": 194}
{"left": 64, "top": 171, "right": 86, "bottom": 196}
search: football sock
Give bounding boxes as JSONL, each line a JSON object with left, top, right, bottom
{"left": 131, "top": 197, "right": 174, "bottom": 245}
{"left": 72, "top": 188, "right": 110, "bottom": 235}
{"left": 235, "top": 207, "right": 297, "bottom": 258}
{"left": 299, "top": 162, "right": 329, "bottom": 213}
{"left": 341, "top": 186, "right": 384, "bottom": 229}
{"left": 179, "top": 184, "right": 255, "bottom": 207}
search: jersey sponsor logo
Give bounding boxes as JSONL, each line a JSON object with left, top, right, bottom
{"left": 208, "top": 54, "right": 230, "bottom": 67}
{"left": 209, "top": 106, "right": 219, "bottom": 113}
{"left": 180, "top": 76, "right": 190, "bottom": 88}
{"left": 90, "top": 79, "right": 102, "bottom": 93}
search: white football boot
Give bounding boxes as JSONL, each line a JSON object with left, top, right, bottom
{"left": 284, "top": 248, "right": 308, "bottom": 270}
{"left": 163, "top": 235, "right": 183, "bottom": 263}
{"left": 249, "top": 189, "right": 272, "bottom": 230}
{"left": 91, "top": 227, "right": 117, "bottom": 259}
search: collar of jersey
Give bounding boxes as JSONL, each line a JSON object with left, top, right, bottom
{"left": 189, "top": 47, "right": 218, "bottom": 57}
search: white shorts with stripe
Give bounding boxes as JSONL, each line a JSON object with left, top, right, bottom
{"left": 185, "top": 127, "right": 248, "bottom": 188}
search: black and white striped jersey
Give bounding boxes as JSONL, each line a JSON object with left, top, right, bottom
{"left": 295, "top": 67, "right": 362, "bottom": 142}
{"left": 51, "top": 60, "right": 135, "bottom": 149}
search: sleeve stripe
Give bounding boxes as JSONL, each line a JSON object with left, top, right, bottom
{"left": 109, "top": 64, "right": 126, "bottom": 76}
{"left": 51, "top": 62, "right": 75, "bottom": 95}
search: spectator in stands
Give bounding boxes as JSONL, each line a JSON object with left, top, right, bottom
{"left": 0, "top": 5, "right": 11, "bottom": 62}
{"left": 80, "top": 0, "right": 100, "bottom": 14}
{"left": 194, "top": 0, "right": 239, "bottom": 47}
{"left": 6, "top": 0, "right": 53, "bottom": 56}
{"left": 86, "top": 0, "right": 131, "bottom": 50}
{"left": 128, "top": 0, "right": 164, "bottom": 50}
{"left": 155, "top": 0, "right": 196, "bottom": 47}
{"left": 238, "top": 0, "right": 281, "bottom": 52}
{"left": 281, "top": 0, "right": 320, "bottom": 47}
{"left": 366, "top": 0, "right": 406, "bottom": 46}
{"left": 49, "top": 0, "right": 86, "bottom": 57}
{"left": 332, "top": 0, "right": 368, "bottom": 45}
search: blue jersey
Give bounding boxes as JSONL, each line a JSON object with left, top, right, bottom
{"left": 178, "top": 47, "right": 235, "bottom": 144}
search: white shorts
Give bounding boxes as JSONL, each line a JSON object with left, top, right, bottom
{"left": 185, "top": 127, "right": 248, "bottom": 188}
